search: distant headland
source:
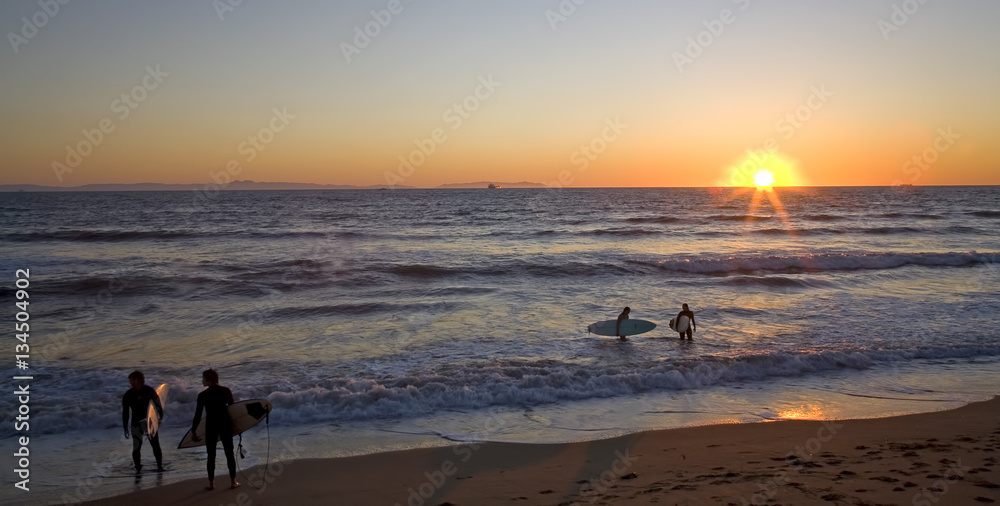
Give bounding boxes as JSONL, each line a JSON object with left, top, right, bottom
{"left": 0, "top": 180, "right": 549, "bottom": 192}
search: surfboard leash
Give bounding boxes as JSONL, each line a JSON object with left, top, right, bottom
{"left": 235, "top": 412, "right": 271, "bottom": 491}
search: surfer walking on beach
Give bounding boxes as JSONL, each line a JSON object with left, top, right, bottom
{"left": 616, "top": 306, "right": 631, "bottom": 341}
{"left": 674, "top": 303, "right": 696, "bottom": 340}
{"left": 190, "top": 369, "right": 240, "bottom": 490}
{"left": 122, "top": 370, "right": 164, "bottom": 473}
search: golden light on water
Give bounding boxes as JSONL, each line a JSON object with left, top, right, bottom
{"left": 777, "top": 404, "right": 826, "bottom": 420}
{"left": 713, "top": 150, "right": 806, "bottom": 233}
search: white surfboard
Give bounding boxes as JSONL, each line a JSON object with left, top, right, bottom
{"left": 587, "top": 319, "right": 657, "bottom": 337}
{"left": 669, "top": 316, "right": 691, "bottom": 333}
{"left": 146, "top": 383, "right": 168, "bottom": 438}
{"left": 177, "top": 399, "right": 272, "bottom": 449}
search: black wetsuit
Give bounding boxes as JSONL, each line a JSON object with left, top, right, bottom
{"left": 122, "top": 385, "right": 163, "bottom": 470}
{"left": 191, "top": 384, "right": 236, "bottom": 482}
{"left": 616, "top": 310, "right": 630, "bottom": 339}
{"left": 675, "top": 309, "right": 696, "bottom": 339}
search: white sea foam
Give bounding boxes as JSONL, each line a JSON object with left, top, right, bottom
{"left": 9, "top": 344, "right": 998, "bottom": 438}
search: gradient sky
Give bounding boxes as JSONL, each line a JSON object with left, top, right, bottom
{"left": 1, "top": 0, "right": 998, "bottom": 187}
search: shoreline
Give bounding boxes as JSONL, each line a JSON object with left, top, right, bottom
{"left": 82, "top": 396, "right": 1000, "bottom": 506}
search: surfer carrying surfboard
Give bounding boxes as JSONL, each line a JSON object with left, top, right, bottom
{"left": 673, "top": 303, "right": 697, "bottom": 340}
{"left": 189, "top": 369, "right": 240, "bottom": 490}
{"left": 616, "top": 307, "right": 631, "bottom": 341}
{"left": 122, "top": 370, "right": 164, "bottom": 473}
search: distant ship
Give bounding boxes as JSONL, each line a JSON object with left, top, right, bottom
{"left": 488, "top": 182, "right": 501, "bottom": 189}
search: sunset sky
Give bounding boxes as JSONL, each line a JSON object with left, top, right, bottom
{"left": 1, "top": 0, "right": 998, "bottom": 188}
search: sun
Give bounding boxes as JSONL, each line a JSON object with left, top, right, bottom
{"left": 754, "top": 170, "right": 775, "bottom": 188}
{"left": 721, "top": 150, "right": 802, "bottom": 188}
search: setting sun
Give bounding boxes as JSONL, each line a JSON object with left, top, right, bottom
{"left": 724, "top": 151, "right": 803, "bottom": 187}
{"left": 754, "top": 170, "right": 775, "bottom": 188}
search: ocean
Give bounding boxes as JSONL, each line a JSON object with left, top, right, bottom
{"left": 2, "top": 186, "right": 999, "bottom": 504}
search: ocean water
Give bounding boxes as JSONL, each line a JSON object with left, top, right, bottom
{"left": 2, "top": 186, "right": 999, "bottom": 504}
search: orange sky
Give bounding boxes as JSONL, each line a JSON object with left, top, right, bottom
{"left": 2, "top": 1, "right": 998, "bottom": 188}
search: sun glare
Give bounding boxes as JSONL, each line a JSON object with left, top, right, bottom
{"left": 723, "top": 151, "right": 802, "bottom": 188}
{"left": 754, "top": 170, "right": 775, "bottom": 188}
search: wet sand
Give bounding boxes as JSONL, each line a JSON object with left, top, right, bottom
{"left": 84, "top": 397, "right": 1000, "bottom": 505}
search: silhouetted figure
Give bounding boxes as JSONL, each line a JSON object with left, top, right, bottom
{"left": 190, "top": 369, "right": 239, "bottom": 490}
{"left": 616, "top": 306, "right": 631, "bottom": 341}
{"left": 675, "top": 303, "right": 696, "bottom": 340}
{"left": 122, "top": 370, "right": 164, "bottom": 473}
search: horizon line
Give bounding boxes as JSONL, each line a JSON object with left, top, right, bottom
{"left": 3, "top": 182, "right": 998, "bottom": 192}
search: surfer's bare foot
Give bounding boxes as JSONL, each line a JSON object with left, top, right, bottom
{"left": 206, "top": 481, "right": 214, "bottom": 490}
{"left": 230, "top": 480, "right": 241, "bottom": 489}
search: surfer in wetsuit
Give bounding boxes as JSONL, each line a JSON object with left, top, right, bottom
{"left": 675, "top": 303, "right": 696, "bottom": 340}
{"left": 122, "top": 370, "right": 164, "bottom": 473}
{"left": 616, "top": 306, "right": 631, "bottom": 341}
{"left": 190, "top": 369, "right": 240, "bottom": 490}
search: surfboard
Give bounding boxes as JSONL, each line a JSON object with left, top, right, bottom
{"left": 177, "top": 399, "right": 272, "bottom": 449}
{"left": 669, "top": 316, "right": 691, "bottom": 333}
{"left": 146, "top": 383, "right": 168, "bottom": 438}
{"left": 587, "top": 319, "right": 656, "bottom": 337}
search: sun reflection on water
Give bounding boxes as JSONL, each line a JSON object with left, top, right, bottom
{"left": 777, "top": 404, "right": 826, "bottom": 420}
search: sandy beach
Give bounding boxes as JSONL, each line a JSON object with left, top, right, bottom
{"left": 81, "top": 397, "right": 1000, "bottom": 506}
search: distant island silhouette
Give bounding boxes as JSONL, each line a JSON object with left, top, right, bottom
{"left": 0, "top": 180, "right": 548, "bottom": 192}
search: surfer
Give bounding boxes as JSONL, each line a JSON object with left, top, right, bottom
{"left": 122, "top": 370, "right": 164, "bottom": 473}
{"left": 674, "top": 303, "right": 696, "bottom": 340}
{"left": 190, "top": 369, "right": 240, "bottom": 490}
{"left": 616, "top": 306, "right": 631, "bottom": 341}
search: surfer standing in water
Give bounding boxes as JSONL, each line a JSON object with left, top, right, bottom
{"left": 616, "top": 306, "right": 631, "bottom": 341}
{"left": 675, "top": 303, "right": 696, "bottom": 340}
{"left": 190, "top": 369, "right": 240, "bottom": 490}
{"left": 122, "top": 370, "right": 164, "bottom": 473}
